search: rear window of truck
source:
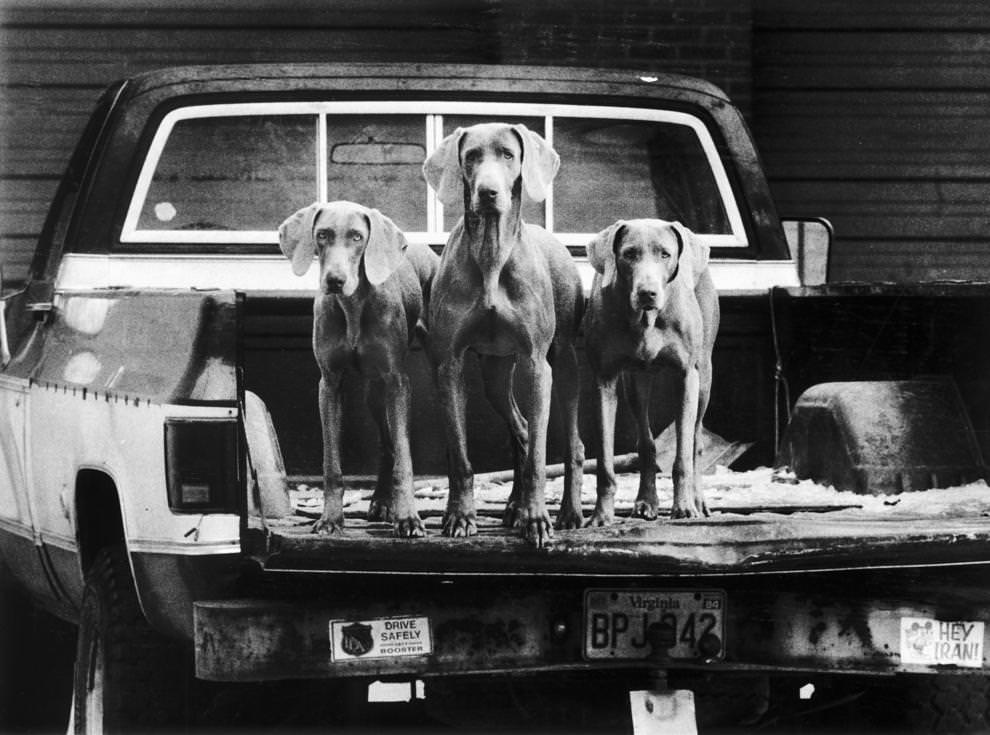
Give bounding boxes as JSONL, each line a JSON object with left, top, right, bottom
{"left": 122, "top": 101, "right": 746, "bottom": 249}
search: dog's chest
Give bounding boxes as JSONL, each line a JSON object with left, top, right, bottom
{"left": 315, "top": 297, "right": 402, "bottom": 370}
{"left": 633, "top": 327, "right": 667, "bottom": 364}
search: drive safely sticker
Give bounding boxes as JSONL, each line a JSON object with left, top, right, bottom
{"left": 900, "top": 617, "right": 985, "bottom": 668}
{"left": 329, "top": 616, "right": 433, "bottom": 662}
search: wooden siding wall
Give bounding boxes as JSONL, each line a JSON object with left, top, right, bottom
{"left": 0, "top": 0, "right": 751, "bottom": 288}
{"left": 754, "top": 1, "right": 990, "bottom": 282}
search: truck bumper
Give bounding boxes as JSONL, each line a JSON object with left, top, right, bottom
{"left": 194, "top": 568, "right": 990, "bottom": 682}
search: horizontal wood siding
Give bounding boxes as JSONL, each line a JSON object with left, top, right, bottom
{"left": 0, "top": 0, "right": 751, "bottom": 288}
{"left": 754, "top": 1, "right": 990, "bottom": 281}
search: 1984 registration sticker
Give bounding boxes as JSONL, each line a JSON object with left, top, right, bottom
{"left": 584, "top": 589, "right": 726, "bottom": 661}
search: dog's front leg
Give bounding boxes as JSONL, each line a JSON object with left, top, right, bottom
{"left": 382, "top": 372, "right": 425, "bottom": 538}
{"left": 437, "top": 355, "right": 477, "bottom": 537}
{"left": 366, "top": 381, "right": 394, "bottom": 523}
{"left": 314, "top": 372, "right": 346, "bottom": 534}
{"left": 587, "top": 374, "right": 619, "bottom": 527}
{"left": 479, "top": 355, "right": 529, "bottom": 528}
{"left": 671, "top": 366, "right": 704, "bottom": 519}
{"left": 516, "top": 353, "right": 553, "bottom": 547}
{"left": 552, "top": 342, "right": 586, "bottom": 530}
{"left": 628, "top": 372, "right": 660, "bottom": 520}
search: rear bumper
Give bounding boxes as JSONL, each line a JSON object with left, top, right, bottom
{"left": 194, "top": 567, "right": 990, "bottom": 682}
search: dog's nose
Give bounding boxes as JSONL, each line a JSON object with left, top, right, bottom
{"left": 477, "top": 185, "right": 499, "bottom": 204}
{"left": 325, "top": 276, "right": 346, "bottom": 293}
{"left": 636, "top": 289, "right": 658, "bottom": 309}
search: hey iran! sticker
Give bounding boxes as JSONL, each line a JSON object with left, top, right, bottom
{"left": 900, "top": 617, "right": 985, "bottom": 668}
{"left": 329, "top": 616, "right": 433, "bottom": 662}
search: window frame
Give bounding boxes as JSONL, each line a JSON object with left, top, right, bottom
{"left": 121, "top": 100, "right": 747, "bottom": 248}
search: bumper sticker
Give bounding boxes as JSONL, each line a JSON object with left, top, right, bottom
{"left": 329, "top": 616, "right": 432, "bottom": 662}
{"left": 900, "top": 617, "right": 985, "bottom": 668}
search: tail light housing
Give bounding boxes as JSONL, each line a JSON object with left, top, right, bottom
{"left": 164, "top": 418, "right": 240, "bottom": 513}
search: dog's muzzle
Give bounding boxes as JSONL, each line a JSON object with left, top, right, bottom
{"left": 324, "top": 276, "right": 346, "bottom": 294}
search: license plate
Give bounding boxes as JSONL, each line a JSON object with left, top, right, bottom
{"left": 584, "top": 589, "right": 726, "bottom": 661}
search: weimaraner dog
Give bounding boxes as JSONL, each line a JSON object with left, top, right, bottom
{"left": 279, "top": 201, "right": 439, "bottom": 537}
{"left": 423, "top": 123, "right": 585, "bottom": 547}
{"left": 584, "top": 219, "right": 719, "bottom": 524}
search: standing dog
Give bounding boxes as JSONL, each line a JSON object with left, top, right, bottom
{"left": 584, "top": 219, "right": 719, "bottom": 524}
{"left": 423, "top": 123, "right": 585, "bottom": 547}
{"left": 278, "top": 201, "right": 439, "bottom": 537}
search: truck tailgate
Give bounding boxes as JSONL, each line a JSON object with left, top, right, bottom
{"left": 244, "top": 468, "right": 990, "bottom": 575}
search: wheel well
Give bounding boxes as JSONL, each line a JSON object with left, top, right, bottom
{"left": 75, "top": 470, "right": 125, "bottom": 573}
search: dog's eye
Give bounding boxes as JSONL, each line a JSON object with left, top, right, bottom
{"left": 316, "top": 231, "right": 329, "bottom": 242}
{"left": 621, "top": 249, "right": 639, "bottom": 261}
{"left": 661, "top": 251, "right": 672, "bottom": 260}
{"left": 502, "top": 149, "right": 515, "bottom": 160}
{"left": 351, "top": 233, "right": 364, "bottom": 243}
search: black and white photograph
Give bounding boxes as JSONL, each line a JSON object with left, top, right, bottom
{"left": 1, "top": 1, "right": 989, "bottom": 733}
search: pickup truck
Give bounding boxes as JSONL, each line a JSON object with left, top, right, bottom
{"left": 1, "top": 63, "right": 989, "bottom": 734}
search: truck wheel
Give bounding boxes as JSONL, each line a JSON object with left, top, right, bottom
{"left": 72, "top": 545, "right": 189, "bottom": 734}
{"left": 899, "top": 674, "right": 990, "bottom": 734}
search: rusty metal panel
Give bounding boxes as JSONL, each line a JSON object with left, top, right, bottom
{"left": 195, "top": 590, "right": 556, "bottom": 681}
{"left": 195, "top": 568, "right": 990, "bottom": 681}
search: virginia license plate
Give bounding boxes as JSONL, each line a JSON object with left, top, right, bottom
{"left": 584, "top": 589, "right": 726, "bottom": 661}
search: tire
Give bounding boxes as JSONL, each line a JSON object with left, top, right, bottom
{"left": 899, "top": 674, "right": 990, "bottom": 734}
{"left": 0, "top": 571, "right": 75, "bottom": 732}
{"left": 72, "top": 545, "right": 190, "bottom": 734}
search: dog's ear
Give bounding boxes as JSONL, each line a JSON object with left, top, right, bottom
{"left": 586, "top": 221, "right": 625, "bottom": 287}
{"left": 278, "top": 202, "right": 322, "bottom": 276}
{"left": 512, "top": 124, "right": 559, "bottom": 203}
{"left": 363, "top": 208, "right": 408, "bottom": 286}
{"left": 670, "top": 221, "right": 710, "bottom": 288}
{"left": 423, "top": 127, "right": 466, "bottom": 207}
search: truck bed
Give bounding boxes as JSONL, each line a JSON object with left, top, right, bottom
{"left": 244, "top": 467, "right": 990, "bottom": 576}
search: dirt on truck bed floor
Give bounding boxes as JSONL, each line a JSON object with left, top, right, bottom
{"left": 243, "top": 467, "right": 990, "bottom": 575}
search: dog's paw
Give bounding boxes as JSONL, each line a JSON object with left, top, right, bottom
{"left": 367, "top": 498, "right": 392, "bottom": 523}
{"left": 670, "top": 501, "right": 703, "bottom": 519}
{"left": 393, "top": 515, "right": 426, "bottom": 539}
{"left": 554, "top": 507, "right": 584, "bottom": 530}
{"left": 501, "top": 501, "right": 521, "bottom": 528}
{"left": 631, "top": 500, "right": 660, "bottom": 520}
{"left": 585, "top": 506, "right": 616, "bottom": 528}
{"left": 441, "top": 513, "right": 478, "bottom": 538}
{"left": 521, "top": 511, "right": 554, "bottom": 548}
{"left": 311, "top": 514, "right": 345, "bottom": 535}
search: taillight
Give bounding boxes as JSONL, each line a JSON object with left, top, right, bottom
{"left": 164, "top": 419, "right": 239, "bottom": 513}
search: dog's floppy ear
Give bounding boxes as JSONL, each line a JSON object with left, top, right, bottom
{"left": 586, "top": 220, "right": 626, "bottom": 287}
{"left": 363, "top": 207, "right": 407, "bottom": 286}
{"left": 278, "top": 202, "right": 322, "bottom": 276}
{"left": 423, "top": 127, "right": 466, "bottom": 207}
{"left": 513, "top": 124, "right": 559, "bottom": 203}
{"left": 670, "top": 221, "right": 710, "bottom": 288}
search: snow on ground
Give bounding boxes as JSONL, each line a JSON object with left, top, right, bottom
{"left": 289, "top": 467, "right": 990, "bottom": 519}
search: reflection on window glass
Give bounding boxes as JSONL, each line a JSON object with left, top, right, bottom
{"left": 553, "top": 118, "right": 730, "bottom": 235}
{"left": 441, "top": 116, "right": 545, "bottom": 229}
{"left": 327, "top": 116, "right": 427, "bottom": 232}
{"left": 139, "top": 115, "right": 317, "bottom": 232}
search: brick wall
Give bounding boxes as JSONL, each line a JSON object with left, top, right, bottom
{"left": 497, "top": 0, "right": 752, "bottom": 111}
{"left": 0, "top": 0, "right": 753, "bottom": 287}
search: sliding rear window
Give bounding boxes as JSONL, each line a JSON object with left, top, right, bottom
{"left": 122, "top": 101, "right": 746, "bottom": 249}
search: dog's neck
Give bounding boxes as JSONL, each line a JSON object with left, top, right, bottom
{"left": 329, "top": 277, "right": 372, "bottom": 345}
{"left": 464, "top": 197, "right": 523, "bottom": 310}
